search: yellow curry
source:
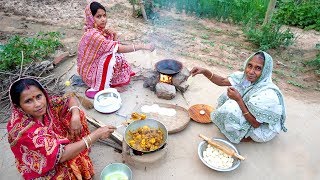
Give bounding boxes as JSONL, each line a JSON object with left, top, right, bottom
{"left": 127, "top": 125, "right": 164, "bottom": 151}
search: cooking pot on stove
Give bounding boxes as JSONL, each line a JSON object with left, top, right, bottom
{"left": 125, "top": 119, "right": 168, "bottom": 153}
{"left": 155, "top": 59, "right": 183, "bottom": 75}
{"left": 94, "top": 88, "right": 122, "bottom": 113}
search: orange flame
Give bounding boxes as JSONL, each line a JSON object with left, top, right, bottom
{"left": 159, "top": 73, "right": 172, "bottom": 84}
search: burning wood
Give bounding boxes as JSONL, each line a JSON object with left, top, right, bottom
{"left": 159, "top": 73, "right": 172, "bottom": 84}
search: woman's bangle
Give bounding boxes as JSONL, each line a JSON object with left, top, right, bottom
{"left": 243, "top": 112, "right": 250, "bottom": 116}
{"left": 69, "top": 106, "right": 81, "bottom": 112}
{"left": 209, "top": 72, "right": 214, "bottom": 80}
{"left": 132, "top": 44, "right": 136, "bottom": 52}
{"left": 82, "top": 137, "right": 89, "bottom": 149}
{"left": 87, "top": 135, "right": 92, "bottom": 146}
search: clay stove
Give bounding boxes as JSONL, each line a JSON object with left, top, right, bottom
{"left": 143, "top": 59, "right": 190, "bottom": 100}
{"left": 122, "top": 138, "right": 168, "bottom": 166}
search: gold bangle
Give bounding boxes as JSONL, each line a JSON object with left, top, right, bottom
{"left": 243, "top": 112, "right": 250, "bottom": 116}
{"left": 209, "top": 72, "right": 214, "bottom": 80}
{"left": 82, "top": 137, "right": 89, "bottom": 149}
{"left": 87, "top": 135, "right": 92, "bottom": 147}
{"left": 69, "top": 106, "right": 81, "bottom": 112}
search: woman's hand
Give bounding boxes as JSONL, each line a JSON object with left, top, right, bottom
{"left": 227, "top": 87, "right": 242, "bottom": 102}
{"left": 104, "top": 28, "right": 117, "bottom": 40}
{"left": 70, "top": 112, "right": 82, "bottom": 138}
{"left": 144, "top": 43, "right": 155, "bottom": 52}
{"left": 190, "top": 67, "right": 206, "bottom": 76}
{"left": 98, "top": 125, "right": 117, "bottom": 139}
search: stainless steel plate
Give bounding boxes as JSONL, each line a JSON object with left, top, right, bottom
{"left": 198, "top": 138, "right": 241, "bottom": 172}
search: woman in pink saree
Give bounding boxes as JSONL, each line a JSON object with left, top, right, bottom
{"left": 78, "top": 1, "right": 155, "bottom": 98}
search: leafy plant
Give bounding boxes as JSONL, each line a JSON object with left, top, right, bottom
{"left": 275, "top": 0, "right": 320, "bottom": 31}
{"left": 0, "top": 32, "right": 61, "bottom": 70}
{"left": 243, "top": 22, "right": 295, "bottom": 50}
{"left": 306, "top": 43, "right": 320, "bottom": 74}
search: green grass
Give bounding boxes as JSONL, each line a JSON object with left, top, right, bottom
{"left": 201, "top": 40, "right": 215, "bottom": 47}
{"left": 287, "top": 80, "right": 305, "bottom": 88}
{"left": 201, "top": 34, "right": 210, "bottom": 40}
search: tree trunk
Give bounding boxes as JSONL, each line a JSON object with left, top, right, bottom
{"left": 263, "top": 0, "right": 277, "bottom": 26}
{"left": 139, "top": 0, "right": 148, "bottom": 21}
{"left": 132, "top": 4, "right": 136, "bottom": 17}
{"left": 132, "top": 0, "right": 136, "bottom": 17}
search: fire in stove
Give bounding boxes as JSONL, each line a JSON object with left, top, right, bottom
{"left": 159, "top": 73, "right": 172, "bottom": 84}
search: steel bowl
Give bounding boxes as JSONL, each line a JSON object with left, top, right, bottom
{"left": 100, "top": 163, "right": 132, "bottom": 180}
{"left": 198, "top": 138, "right": 241, "bottom": 172}
{"left": 125, "top": 119, "right": 168, "bottom": 153}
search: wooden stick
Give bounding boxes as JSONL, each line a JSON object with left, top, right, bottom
{"left": 86, "top": 115, "right": 123, "bottom": 146}
{"left": 19, "top": 51, "right": 24, "bottom": 78}
{"left": 199, "top": 134, "right": 245, "bottom": 160}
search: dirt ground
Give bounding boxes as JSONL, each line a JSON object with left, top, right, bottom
{"left": 0, "top": 0, "right": 320, "bottom": 179}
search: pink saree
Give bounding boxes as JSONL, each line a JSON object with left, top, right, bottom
{"left": 77, "top": 2, "right": 133, "bottom": 93}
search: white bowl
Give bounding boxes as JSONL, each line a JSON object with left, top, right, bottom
{"left": 198, "top": 138, "right": 241, "bottom": 172}
{"left": 100, "top": 163, "right": 132, "bottom": 180}
{"left": 94, "top": 88, "right": 122, "bottom": 113}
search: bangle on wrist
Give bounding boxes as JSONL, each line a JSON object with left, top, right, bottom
{"left": 243, "top": 112, "right": 249, "bottom": 116}
{"left": 132, "top": 44, "right": 136, "bottom": 52}
{"left": 69, "top": 106, "right": 81, "bottom": 112}
{"left": 87, "top": 135, "right": 92, "bottom": 146}
{"left": 82, "top": 137, "right": 89, "bottom": 149}
{"left": 209, "top": 72, "right": 214, "bottom": 80}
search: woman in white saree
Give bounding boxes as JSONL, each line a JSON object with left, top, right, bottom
{"left": 191, "top": 51, "right": 287, "bottom": 143}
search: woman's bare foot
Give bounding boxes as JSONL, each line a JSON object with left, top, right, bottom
{"left": 241, "top": 136, "right": 253, "bottom": 142}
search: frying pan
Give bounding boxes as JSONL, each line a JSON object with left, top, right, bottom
{"left": 125, "top": 119, "right": 168, "bottom": 153}
{"left": 155, "top": 59, "right": 183, "bottom": 75}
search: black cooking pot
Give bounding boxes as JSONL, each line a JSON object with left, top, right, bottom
{"left": 155, "top": 59, "right": 183, "bottom": 75}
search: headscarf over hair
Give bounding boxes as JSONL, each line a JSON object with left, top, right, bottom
{"left": 8, "top": 78, "right": 55, "bottom": 128}
{"left": 84, "top": 1, "right": 95, "bottom": 31}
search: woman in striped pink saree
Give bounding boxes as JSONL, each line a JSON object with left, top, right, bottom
{"left": 77, "top": 1, "right": 154, "bottom": 98}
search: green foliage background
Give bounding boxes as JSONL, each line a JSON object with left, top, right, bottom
{"left": 275, "top": 0, "right": 320, "bottom": 31}
{"left": 0, "top": 32, "right": 61, "bottom": 70}
{"left": 153, "top": 0, "right": 269, "bottom": 24}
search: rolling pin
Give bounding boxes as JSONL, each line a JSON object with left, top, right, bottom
{"left": 199, "top": 134, "right": 245, "bottom": 160}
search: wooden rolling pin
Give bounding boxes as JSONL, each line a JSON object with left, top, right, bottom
{"left": 199, "top": 134, "right": 245, "bottom": 160}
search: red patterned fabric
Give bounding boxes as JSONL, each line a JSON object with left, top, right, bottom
{"left": 7, "top": 96, "right": 94, "bottom": 180}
